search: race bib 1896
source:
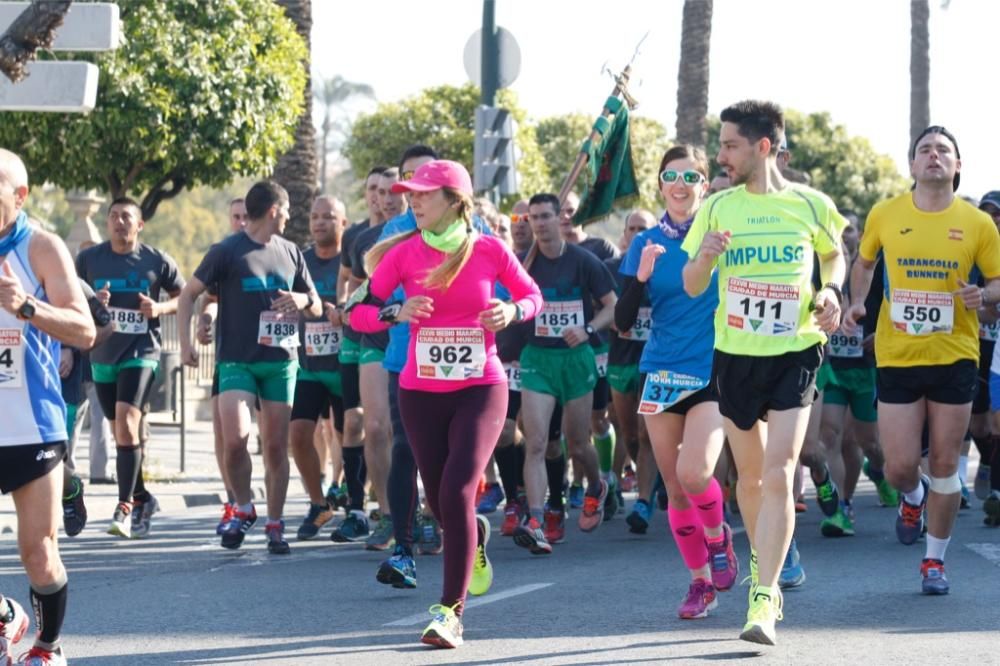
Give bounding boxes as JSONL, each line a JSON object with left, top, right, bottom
{"left": 304, "top": 322, "right": 341, "bottom": 356}
{"left": 889, "top": 289, "right": 953, "bottom": 335}
{"left": 0, "top": 328, "right": 24, "bottom": 389}
{"left": 258, "top": 311, "right": 300, "bottom": 349}
{"left": 619, "top": 306, "right": 652, "bottom": 341}
{"left": 535, "top": 300, "right": 585, "bottom": 338}
{"left": 637, "top": 370, "right": 708, "bottom": 415}
{"left": 416, "top": 328, "right": 487, "bottom": 380}
{"left": 829, "top": 325, "right": 863, "bottom": 358}
{"left": 108, "top": 307, "right": 147, "bottom": 335}
{"left": 725, "top": 278, "right": 800, "bottom": 336}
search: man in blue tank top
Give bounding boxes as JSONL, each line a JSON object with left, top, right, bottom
{"left": 0, "top": 148, "right": 97, "bottom": 666}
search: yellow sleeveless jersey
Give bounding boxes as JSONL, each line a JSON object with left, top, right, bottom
{"left": 682, "top": 183, "right": 847, "bottom": 357}
{"left": 859, "top": 193, "right": 1000, "bottom": 367}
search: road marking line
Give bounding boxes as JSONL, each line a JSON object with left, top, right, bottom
{"left": 383, "top": 582, "right": 554, "bottom": 627}
{"left": 967, "top": 543, "right": 1000, "bottom": 566}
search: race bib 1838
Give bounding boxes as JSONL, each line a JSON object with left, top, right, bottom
{"left": 258, "top": 311, "right": 300, "bottom": 349}
{"left": 725, "top": 278, "right": 800, "bottom": 336}
{"left": 535, "top": 300, "right": 585, "bottom": 338}
{"left": 0, "top": 328, "right": 24, "bottom": 389}
{"left": 108, "top": 307, "right": 147, "bottom": 335}
{"left": 889, "top": 289, "right": 953, "bottom": 335}
{"left": 637, "top": 370, "right": 708, "bottom": 415}
{"left": 416, "top": 328, "right": 487, "bottom": 380}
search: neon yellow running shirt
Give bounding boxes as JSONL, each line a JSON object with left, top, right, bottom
{"left": 681, "top": 184, "right": 847, "bottom": 357}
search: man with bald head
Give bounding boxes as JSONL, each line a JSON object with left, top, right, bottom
{"left": 290, "top": 195, "right": 350, "bottom": 540}
{"left": 510, "top": 199, "right": 533, "bottom": 254}
{"left": 0, "top": 148, "right": 97, "bottom": 665}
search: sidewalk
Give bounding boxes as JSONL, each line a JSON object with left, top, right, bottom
{"left": 0, "top": 413, "right": 271, "bottom": 538}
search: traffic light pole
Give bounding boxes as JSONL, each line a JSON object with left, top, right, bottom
{"left": 480, "top": 0, "right": 498, "bottom": 107}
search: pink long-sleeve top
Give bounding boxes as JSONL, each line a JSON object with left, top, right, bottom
{"left": 351, "top": 232, "right": 542, "bottom": 393}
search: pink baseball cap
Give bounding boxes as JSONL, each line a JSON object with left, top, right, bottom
{"left": 390, "top": 160, "right": 473, "bottom": 196}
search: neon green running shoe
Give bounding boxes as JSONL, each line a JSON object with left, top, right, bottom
{"left": 742, "top": 548, "right": 759, "bottom": 605}
{"left": 469, "top": 514, "right": 493, "bottom": 596}
{"left": 820, "top": 507, "right": 856, "bottom": 537}
{"left": 740, "top": 587, "right": 783, "bottom": 646}
{"left": 421, "top": 603, "right": 464, "bottom": 648}
{"left": 876, "top": 478, "right": 900, "bottom": 508}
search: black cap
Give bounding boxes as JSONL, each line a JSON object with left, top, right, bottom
{"left": 980, "top": 191, "right": 1000, "bottom": 210}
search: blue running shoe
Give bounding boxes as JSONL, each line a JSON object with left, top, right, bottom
{"left": 959, "top": 484, "right": 971, "bottom": 510}
{"left": 920, "top": 558, "right": 949, "bottom": 595}
{"left": 896, "top": 476, "right": 929, "bottom": 545}
{"left": 626, "top": 499, "right": 651, "bottom": 534}
{"left": 376, "top": 544, "right": 417, "bottom": 589}
{"left": 476, "top": 483, "right": 504, "bottom": 514}
{"left": 778, "top": 538, "right": 806, "bottom": 589}
{"left": 568, "top": 484, "right": 584, "bottom": 509}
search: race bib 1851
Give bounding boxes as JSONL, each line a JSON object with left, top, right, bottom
{"left": 416, "top": 328, "right": 487, "bottom": 380}
{"left": 725, "top": 278, "right": 800, "bottom": 336}
{"left": 535, "top": 300, "right": 585, "bottom": 338}
{"left": 0, "top": 328, "right": 24, "bottom": 389}
{"left": 889, "top": 289, "right": 953, "bottom": 335}
{"left": 258, "top": 311, "right": 300, "bottom": 349}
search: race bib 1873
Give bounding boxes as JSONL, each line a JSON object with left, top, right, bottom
{"left": 889, "top": 289, "right": 953, "bottom": 335}
{"left": 725, "top": 278, "right": 800, "bottom": 336}
{"left": 416, "top": 328, "right": 487, "bottom": 380}
{"left": 304, "top": 321, "right": 341, "bottom": 356}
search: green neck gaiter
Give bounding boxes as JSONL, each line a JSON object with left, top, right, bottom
{"left": 421, "top": 218, "right": 467, "bottom": 253}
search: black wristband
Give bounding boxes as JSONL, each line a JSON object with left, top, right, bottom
{"left": 822, "top": 282, "right": 844, "bottom": 306}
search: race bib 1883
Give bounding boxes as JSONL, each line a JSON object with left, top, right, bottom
{"left": 108, "top": 307, "right": 147, "bottom": 335}
{"left": 725, "top": 278, "right": 800, "bottom": 336}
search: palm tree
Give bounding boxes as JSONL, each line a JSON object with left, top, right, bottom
{"left": 315, "top": 75, "right": 375, "bottom": 193}
{"left": 272, "top": 0, "right": 317, "bottom": 247}
{"left": 910, "top": 0, "right": 930, "bottom": 148}
{"left": 675, "top": 0, "right": 713, "bottom": 149}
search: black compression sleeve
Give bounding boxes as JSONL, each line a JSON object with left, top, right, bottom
{"left": 615, "top": 276, "right": 645, "bottom": 333}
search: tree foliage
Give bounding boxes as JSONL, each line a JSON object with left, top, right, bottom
{"left": 343, "top": 83, "right": 548, "bottom": 201}
{"left": 0, "top": 0, "right": 308, "bottom": 219}
{"left": 705, "top": 110, "right": 908, "bottom": 218}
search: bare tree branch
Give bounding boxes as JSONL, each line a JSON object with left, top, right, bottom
{"left": 0, "top": 0, "right": 73, "bottom": 83}
{"left": 139, "top": 171, "right": 188, "bottom": 221}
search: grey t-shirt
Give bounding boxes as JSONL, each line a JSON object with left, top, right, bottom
{"left": 341, "top": 219, "right": 371, "bottom": 345}
{"left": 75, "top": 241, "right": 185, "bottom": 366}
{"left": 298, "top": 247, "right": 341, "bottom": 373}
{"left": 194, "top": 232, "right": 316, "bottom": 364}
{"left": 350, "top": 222, "right": 390, "bottom": 352}
{"left": 579, "top": 236, "right": 620, "bottom": 262}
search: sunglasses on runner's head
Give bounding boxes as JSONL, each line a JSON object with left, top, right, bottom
{"left": 509, "top": 213, "right": 525, "bottom": 223}
{"left": 401, "top": 170, "right": 415, "bottom": 181}
{"left": 660, "top": 169, "right": 704, "bottom": 185}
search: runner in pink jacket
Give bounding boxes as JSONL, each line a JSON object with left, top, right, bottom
{"left": 349, "top": 160, "right": 541, "bottom": 649}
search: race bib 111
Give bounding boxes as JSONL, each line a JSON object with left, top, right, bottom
{"left": 725, "top": 278, "right": 800, "bottom": 336}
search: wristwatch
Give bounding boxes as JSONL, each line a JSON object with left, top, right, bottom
{"left": 378, "top": 303, "right": 402, "bottom": 324}
{"left": 584, "top": 323, "right": 595, "bottom": 336}
{"left": 821, "top": 283, "right": 844, "bottom": 306}
{"left": 512, "top": 303, "right": 524, "bottom": 323}
{"left": 16, "top": 295, "right": 35, "bottom": 321}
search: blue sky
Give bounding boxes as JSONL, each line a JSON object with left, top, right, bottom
{"left": 312, "top": 0, "right": 997, "bottom": 199}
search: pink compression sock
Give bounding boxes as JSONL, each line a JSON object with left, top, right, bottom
{"left": 667, "top": 504, "right": 708, "bottom": 570}
{"left": 686, "top": 477, "right": 725, "bottom": 536}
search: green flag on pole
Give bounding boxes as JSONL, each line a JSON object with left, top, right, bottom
{"left": 572, "top": 96, "right": 639, "bottom": 226}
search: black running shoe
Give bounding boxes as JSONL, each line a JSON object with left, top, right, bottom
{"left": 221, "top": 506, "right": 257, "bottom": 550}
{"left": 62, "top": 477, "right": 87, "bottom": 537}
